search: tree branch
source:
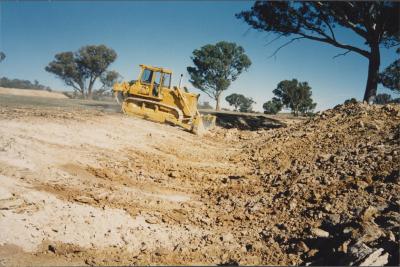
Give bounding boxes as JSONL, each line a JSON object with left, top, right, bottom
{"left": 67, "top": 80, "right": 83, "bottom": 93}
{"left": 200, "top": 87, "right": 215, "bottom": 99}
{"left": 264, "top": 33, "right": 285, "bottom": 47}
{"left": 315, "top": 2, "right": 369, "bottom": 40}
{"left": 297, "top": 15, "right": 334, "bottom": 41}
{"left": 319, "top": 12, "right": 336, "bottom": 40}
{"left": 268, "top": 37, "right": 305, "bottom": 58}
{"left": 383, "top": 42, "right": 400, "bottom": 48}
{"left": 296, "top": 32, "right": 370, "bottom": 58}
{"left": 332, "top": 49, "right": 352, "bottom": 59}
{"left": 265, "top": 5, "right": 370, "bottom": 59}
{"left": 292, "top": 8, "right": 369, "bottom": 58}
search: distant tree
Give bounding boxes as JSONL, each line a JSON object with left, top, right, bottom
{"left": 344, "top": 98, "right": 358, "bottom": 105}
{"left": 45, "top": 45, "right": 117, "bottom": 99}
{"left": 239, "top": 96, "right": 255, "bottom": 113}
{"left": 0, "top": 52, "right": 5, "bottom": 63}
{"left": 198, "top": 101, "right": 213, "bottom": 110}
{"left": 225, "top": 93, "right": 245, "bottom": 111}
{"left": 273, "top": 79, "right": 316, "bottom": 116}
{"left": 263, "top": 97, "right": 283, "bottom": 114}
{"left": 100, "top": 70, "right": 122, "bottom": 91}
{"left": 91, "top": 70, "right": 122, "bottom": 100}
{"left": 225, "top": 93, "right": 255, "bottom": 112}
{"left": 379, "top": 48, "right": 400, "bottom": 93}
{"left": 187, "top": 41, "right": 251, "bottom": 110}
{"left": 237, "top": 1, "right": 400, "bottom": 102}
{"left": 374, "top": 93, "right": 393, "bottom": 104}
{"left": 392, "top": 98, "right": 400, "bottom": 104}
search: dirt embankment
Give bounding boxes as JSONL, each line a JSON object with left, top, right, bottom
{"left": 0, "top": 102, "right": 398, "bottom": 266}
{"left": 0, "top": 87, "right": 68, "bottom": 99}
{"left": 207, "top": 103, "right": 400, "bottom": 265}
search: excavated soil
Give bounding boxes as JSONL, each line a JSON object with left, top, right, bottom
{"left": 0, "top": 101, "right": 398, "bottom": 266}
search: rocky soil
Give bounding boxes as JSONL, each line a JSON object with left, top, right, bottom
{"left": 0, "top": 101, "right": 398, "bottom": 266}
{"left": 207, "top": 103, "right": 399, "bottom": 265}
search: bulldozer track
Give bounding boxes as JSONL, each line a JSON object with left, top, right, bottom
{"left": 123, "top": 97, "right": 184, "bottom": 121}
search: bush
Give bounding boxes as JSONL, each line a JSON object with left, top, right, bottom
{"left": 263, "top": 98, "right": 283, "bottom": 114}
{"left": 0, "top": 77, "right": 52, "bottom": 91}
{"left": 198, "top": 101, "right": 213, "bottom": 110}
{"left": 344, "top": 98, "right": 358, "bottom": 105}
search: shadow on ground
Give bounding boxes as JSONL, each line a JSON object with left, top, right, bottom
{"left": 200, "top": 110, "right": 286, "bottom": 131}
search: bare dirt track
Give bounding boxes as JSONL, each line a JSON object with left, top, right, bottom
{"left": 0, "top": 94, "right": 399, "bottom": 266}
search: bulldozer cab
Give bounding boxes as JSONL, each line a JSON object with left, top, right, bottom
{"left": 138, "top": 65, "right": 172, "bottom": 98}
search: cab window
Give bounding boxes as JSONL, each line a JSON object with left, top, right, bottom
{"left": 154, "top": 71, "right": 161, "bottom": 85}
{"left": 141, "top": 69, "right": 153, "bottom": 84}
{"left": 163, "top": 73, "right": 171, "bottom": 88}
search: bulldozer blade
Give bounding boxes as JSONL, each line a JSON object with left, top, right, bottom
{"left": 202, "top": 114, "right": 216, "bottom": 130}
{"left": 192, "top": 114, "right": 216, "bottom": 135}
{"left": 114, "top": 91, "right": 124, "bottom": 106}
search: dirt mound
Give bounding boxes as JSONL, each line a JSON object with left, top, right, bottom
{"left": 0, "top": 87, "right": 68, "bottom": 99}
{"left": 204, "top": 102, "right": 399, "bottom": 265}
{"left": 0, "top": 101, "right": 398, "bottom": 266}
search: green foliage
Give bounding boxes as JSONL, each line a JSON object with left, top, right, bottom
{"left": 225, "top": 93, "right": 243, "bottom": 111}
{"left": 45, "top": 45, "right": 117, "bottom": 99}
{"left": 225, "top": 93, "right": 255, "bottom": 112}
{"left": 100, "top": 70, "right": 122, "bottom": 90}
{"left": 0, "top": 77, "right": 51, "bottom": 91}
{"left": 239, "top": 97, "right": 255, "bottom": 113}
{"left": 272, "top": 79, "right": 316, "bottom": 116}
{"left": 187, "top": 41, "right": 251, "bottom": 110}
{"left": 379, "top": 48, "right": 400, "bottom": 93}
{"left": 263, "top": 97, "right": 283, "bottom": 114}
{"left": 344, "top": 98, "right": 358, "bottom": 105}
{"left": 45, "top": 52, "right": 85, "bottom": 93}
{"left": 0, "top": 52, "right": 5, "bottom": 63}
{"left": 237, "top": 1, "right": 400, "bottom": 102}
{"left": 198, "top": 101, "right": 213, "bottom": 110}
{"left": 304, "top": 111, "right": 316, "bottom": 117}
{"left": 374, "top": 93, "right": 393, "bottom": 104}
{"left": 88, "top": 70, "right": 122, "bottom": 101}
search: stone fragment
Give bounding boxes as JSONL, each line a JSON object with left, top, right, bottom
{"left": 48, "top": 244, "right": 56, "bottom": 253}
{"left": 361, "top": 206, "right": 378, "bottom": 221}
{"left": 358, "top": 248, "right": 388, "bottom": 266}
{"left": 74, "top": 196, "right": 92, "bottom": 204}
{"left": 311, "top": 228, "right": 329, "bottom": 238}
{"left": 307, "top": 249, "right": 319, "bottom": 257}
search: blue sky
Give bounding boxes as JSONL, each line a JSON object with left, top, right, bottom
{"left": 0, "top": 1, "right": 398, "bottom": 111}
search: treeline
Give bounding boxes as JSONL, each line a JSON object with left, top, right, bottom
{"left": 1, "top": 0, "right": 398, "bottom": 109}
{"left": 0, "top": 77, "right": 52, "bottom": 91}
{"left": 345, "top": 94, "right": 400, "bottom": 105}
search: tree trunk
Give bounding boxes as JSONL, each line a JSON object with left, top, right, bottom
{"left": 78, "top": 86, "right": 86, "bottom": 99}
{"left": 87, "top": 89, "right": 93, "bottom": 100}
{"left": 87, "top": 77, "right": 95, "bottom": 100}
{"left": 292, "top": 103, "right": 298, "bottom": 117}
{"left": 363, "top": 44, "right": 380, "bottom": 103}
{"left": 215, "top": 94, "right": 221, "bottom": 111}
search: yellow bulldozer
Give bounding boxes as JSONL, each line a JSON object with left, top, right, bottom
{"left": 113, "top": 64, "right": 216, "bottom": 134}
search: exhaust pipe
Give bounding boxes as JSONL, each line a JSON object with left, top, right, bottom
{"left": 178, "top": 74, "right": 183, "bottom": 88}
